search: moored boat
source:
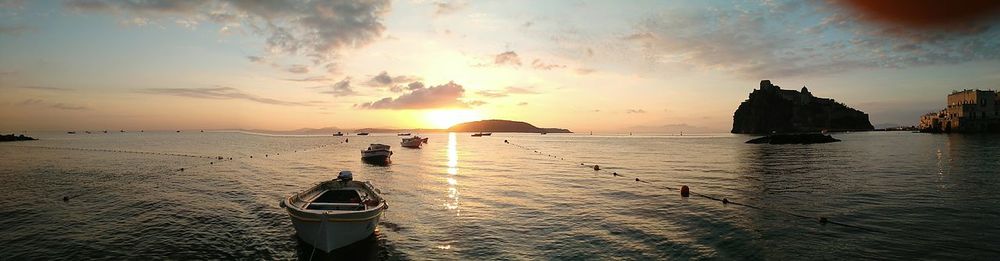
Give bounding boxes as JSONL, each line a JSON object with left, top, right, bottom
{"left": 397, "top": 133, "right": 411, "bottom": 136}
{"left": 401, "top": 136, "right": 424, "bottom": 148}
{"left": 356, "top": 132, "right": 369, "bottom": 136}
{"left": 280, "top": 171, "right": 387, "bottom": 252}
{"left": 471, "top": 132, "right": 492, "bottom": 137}
{"left": 361, "top": 144, "right": 392, "bottom": 162}
{"left": 332, "top": 132, "right": 344, "bottom": 136}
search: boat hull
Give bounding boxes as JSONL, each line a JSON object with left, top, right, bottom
{"left": 361, "top": 150, "right": 392, "bottom": 162}
{"left": 287, "top": 211, "right": 382, "bottom": 252}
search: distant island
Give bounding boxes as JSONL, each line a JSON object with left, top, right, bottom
{"left": 732, "top": 80, "right": 874, "bottom": 134}
{"left": 447, "top": 119, "right": 571, "bottom": 133}
{"left": 234, "top": 119, "right": 570, "bottom": 135}
{"left": 1, "top": 134, "right": 37, "bottom": 142}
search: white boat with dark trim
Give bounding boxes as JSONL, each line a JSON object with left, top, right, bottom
{"left": 361, "top": 144, "right": 392, "bottom": 162}
{"left": 280, "top": 171, "right": 387, "bottom": 252}
{"left": 400, "top": 136, "right": 424, "bottom": 148}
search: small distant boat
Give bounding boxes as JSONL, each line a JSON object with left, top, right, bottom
{"left": 540, "top": 132, "right": 547, "bottom": 135}
{"left": 401, "top": 136, "right": 424, "bottom": 148}
{"left": 356, "top": 132, "right": 369, "bottom": 136}
{"left": 176, "top": 130, "right": 181, "bottom": 133}
{"left": 120, "top": 130, "right": 125, "bottom": 133}
{"left": 280, "top": 171, "right": 387, "bottom": 252}
{"left": 332, "top": 132, "right": 344, "bottom": 136}
{"left": 397, "top": 133, "right": 411, "bottom": 136}
{"left": 85, "top": 131, "right": 92, "bottom": 134}
{"left": 361, "top": 144, "right": 392, "bottom": 162}
{"left": 471, "top": 132, "right": 492, "bottom": 137}
{"left": 102, "top": 130, "right": 108, "bottom": 133}
{"left": 67, "top": 131, "right": 76, "bottom": 134}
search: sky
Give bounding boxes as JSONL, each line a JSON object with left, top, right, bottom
{"left": 1, "top": 0, "right": 999, "bottom": 132}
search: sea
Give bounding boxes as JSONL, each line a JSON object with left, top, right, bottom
{"left": 1, "top": 131, "right": 998, "bottom": 260}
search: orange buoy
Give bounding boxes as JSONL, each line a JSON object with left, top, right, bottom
{"left": 680, "top": 185, "right": 690, "bottom": 197}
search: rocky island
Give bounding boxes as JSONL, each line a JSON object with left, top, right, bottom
{"left": 1, "top": 134, "right": 37, "bottom": 142}
{"left": 732, "top": 80, "right": 874, "bottom": 134}
{"left": 448, "top": 119, "right": 571, "bottom": 133}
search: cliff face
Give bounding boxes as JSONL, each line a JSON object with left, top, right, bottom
{"left": 448, "top": 119, "right": 572, "bottom": 133}
{"left": 732, "top": 80, "right": 874, "bottom": 134}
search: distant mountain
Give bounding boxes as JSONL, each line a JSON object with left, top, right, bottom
{"left": 628, "top": 124, "right": 721, "bottom": 134}
{"left": 447, "top": 119, "right": 571, "bottom": 133}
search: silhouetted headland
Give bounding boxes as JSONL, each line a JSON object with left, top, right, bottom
{"left": 447, "top": 119, "right": 571, "bottom": 133}
{"left": 732, "top": 80, "right": 874, "bottom": 134}
{"left": 1, "top": 134, "right": 37, "bottom": 142}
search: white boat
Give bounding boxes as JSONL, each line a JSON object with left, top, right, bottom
{"left": 361, "top": 144, "right": 392, "bottom": 162}
{"left": 400, "top": 136, "right": 424, "bottom": 148}
{"left": 280, "top": 171, "right": 387, "bottom": 252}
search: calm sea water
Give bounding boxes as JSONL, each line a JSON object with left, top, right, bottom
{"left": 1, "top": 131, "right": 999, "bottom": 260}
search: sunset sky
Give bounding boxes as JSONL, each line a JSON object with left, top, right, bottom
{"left": 1, "top": 0, "right": 999, "bottom": 132}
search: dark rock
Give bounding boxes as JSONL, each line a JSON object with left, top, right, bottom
{"left": 745, "top": 133, "right": 841, "bottom": 144}
{"left": 0, "top": 134, "right": 37, "bottom": 142}
{"left": 732, "top": 80, "right": 874, "bottom": 134}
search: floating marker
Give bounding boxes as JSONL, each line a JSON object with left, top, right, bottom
{"left": 722, "top": 198, "right": 729, "bottom": 204}
{"left": 680, "top": 185, "right": 690, "bottom": 197}
{"left": 593, "top": 165, "right": 600, "bottom": 171}
{"left": 63, "top": 196, "right": 69, "bottom": 202}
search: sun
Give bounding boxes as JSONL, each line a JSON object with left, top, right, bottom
{"left": 424, "top": 110, "right": 483, "bottom": 129}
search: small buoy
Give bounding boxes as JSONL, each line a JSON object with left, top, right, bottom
{"left": 722, "top": 198, "right": 729, "bottom": 204}
{"left": 634, "top": 178, "right": 639, "bottom": 182}
{"left": 180, "top": 168, "right": 185, "bottom": 172}
{"left": 250, "top": 156, "right": 253, "bottom": 158}
{"left": 680, "top": 185, "right": 690, "bottom": 197}
{"left": 504, "top": 140, "right": 508, "bottom": 143}
{"left": 593, "top": 165, "right": 600, "bottom": 171}
{"left": 265, "top": 154, "right": 268, "bottom": 157}
{"left": 581, "top": 163, "right": 584, "bottom": 165}
{"left": 210, "top": 162, "right": 213, "bottom": 165}
{"left": 819, "top": 217, "right": 828, "bottom": 224}
{"left": 63, "top": 196, "right": 69, "bottom": 201}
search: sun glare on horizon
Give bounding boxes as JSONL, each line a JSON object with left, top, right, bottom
{"left": 425, "top": 110, "right": 483, "bottom": 129}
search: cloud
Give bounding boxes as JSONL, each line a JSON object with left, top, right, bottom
{"left": 318, "top": 78, "right": 356, "bottom": 97}
{"left": 629, "top": 0, "right": 1000, "bottom": 77}
{"left": 433, "top": 1, "right": 467, "bottom": 16}
{"left": 575, "top": 68, "right": 595, "bottom": 75}
{"left": 531, "top": 59, "right": 566, "bottom": 70}
{"left": 357, "top": 81, "right": 475, "bottom": 110}
{"left": 138, "top": 86, "right": 308, "bottom": 106}
{"left": 283, "top": 75, "right": 331, "bottom": 82}
{"left": 494, "top": 51, "right": 522, "bottom": 66}
{"left": 17, "top": 85, "right": 72, "bottom": 92}
{"left": 626, "top": 109, "right": 647, "bottom": 114}
{"left": 476, "top": 86, "right": 540, "bottom": 97}
{"left": 246, "top": 56, "right": 266, "bottom": 63}
{"left": 364, "top": 71, "right": 419, "bottom": 90}
{"left": 0, "top": 24, "right": 34, "bottom": 36}
{"left": 286, "top": 64, "right": 309, "bottom": 74}
{"left": 65, "top": 0, "right": 391, "bottom": 71}
{"left": 15, "top": 98, "right": 89, "bottom": 110}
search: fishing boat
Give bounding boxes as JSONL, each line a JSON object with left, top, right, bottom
{"left": 279, "top": 171, "right": 387, "bottom": 252}
{"left": 361, "top": 144, "right": 392, "bottom": 162}
{"left": 400, "top": 136, "right": 424, "bottom": 148}
{"left": 471, "top": 132, "right": 492, "bottom": 137}
{"left": 356, "top": 132, "right": 369, "bottom": 136}
{"left": 67, "top": 131, "right": 76, "bottom": 134}
{"left": 332, "top": 132, "right": 344, "bottom": 136}
{"left": 397, "top": 133, "right": 411, "bottom": 136}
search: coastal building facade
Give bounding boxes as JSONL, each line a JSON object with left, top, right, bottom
{"left": 919, "top": 90, "right": 1000, "bottom": 132}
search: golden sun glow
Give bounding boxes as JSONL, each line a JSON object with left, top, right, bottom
{"left": 425, "top": 110, "right": 483, "bottom": 129}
